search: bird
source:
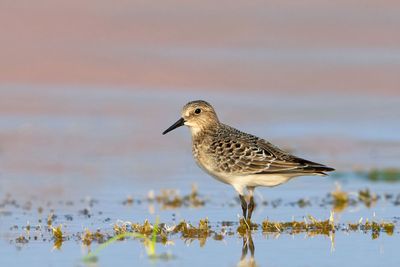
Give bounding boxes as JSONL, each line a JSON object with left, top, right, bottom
{"left": 162, "top": 100, "right": 334, "bottom": 220}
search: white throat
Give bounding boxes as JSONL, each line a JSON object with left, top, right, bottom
{"left": 184, "top": 121, "right": 203, "bottom": 137}
{"left": 188, "top": 125, "right": 202, "bottom": 136}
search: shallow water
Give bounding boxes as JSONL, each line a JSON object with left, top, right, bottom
{"left": 0, "top": 87, "right": 399, "bottom": 266}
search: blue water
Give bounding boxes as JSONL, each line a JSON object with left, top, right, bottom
{"left": 0, "top": 87, "right": 399, "bottom": 266}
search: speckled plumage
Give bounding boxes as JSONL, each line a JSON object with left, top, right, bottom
{"left": 193, "top": 123, "right": 330, "bottom": 175}
{"left": 163, "top": 100, "right": 334, "bottom": 220}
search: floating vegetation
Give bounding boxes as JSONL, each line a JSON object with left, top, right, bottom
{"left": 296, "top": 198, "right": 311, "bottom": 208}
{"left": 131, "top": 220, "right": 155, "bottom": 236}
{"left": 152, "top": 184, "right": 206, "bottom": 209}
{"left": 82, "top": 217, "right": 175, "bottom": 263}
{"left": 82, "top": 229, "right": 92, "bottom": 246}
{"left": 5, "top": 184, "right": 400, "bottom": 262}
{"left": 113, "top": 221, "right": 131, "bottom": 236}
{"left": 358, "top": 189, "right": 378, "bottom": 208}
{"left": 347, "top": 220, "right": 395, "bottom": 239}
{"left": 331, "top": 185, "right": 350, "bottom": 212}
{"left": 327, "top": 185, "right": 382, "bottom": 210}
{"left": 10, "top": 214, "right": 398, "bottom": 255}
{"left": 237, "top": 219, "right": 258, "bottom": 235}
{"left": 381, "top": 222, "right": 395, "bottom": 235}
{"left": 122, "top": 196, "right": 134, "bottom": 205}
{"left": 15, "top": 235, "right": 29, "bottom": 244}
{"left": 348, "top": 223, "right": 359, "bottom": 231}
{"left": 288, "top": 198, "right": 311, "bottom": 208}
{"left": 262, "top": 213, "right": 335, "bottom": 236}
{"left": 81, "top": 229, "right": 105, "bottom": 246}
{"left": 173, "top": 218, "right": 213, "bottom": 246}
{"left": 51, "top": 225, "right": 64, "bottom": 249}
{"left": 47, "top": 213, "right": 54, "bottom": 227}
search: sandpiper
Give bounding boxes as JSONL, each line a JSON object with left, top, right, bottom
{"left": 163, "top": 100, "right": 334, "bottom": 220}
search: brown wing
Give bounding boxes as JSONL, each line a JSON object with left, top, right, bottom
{"left": 209, "top": 125, "right": 334, "bottom": 175}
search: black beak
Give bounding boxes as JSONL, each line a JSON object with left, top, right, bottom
{"left": 162, "top": 118, "right": 185, "bottom": 135}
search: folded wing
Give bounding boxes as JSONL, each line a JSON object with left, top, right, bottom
{"left": 209, "top": 126, "right": 334, "bottom": 175}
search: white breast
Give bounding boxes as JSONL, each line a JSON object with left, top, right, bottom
{"left": 195, "top": 155, "right": 296, "bottom": 195}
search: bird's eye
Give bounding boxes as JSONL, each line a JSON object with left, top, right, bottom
{"left": 194, "top": 108, "right": 201, "bottom": 114}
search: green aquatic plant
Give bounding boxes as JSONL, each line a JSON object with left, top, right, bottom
{"left": 82, "top": 232, "right": 146, "bottom": 263}
{"left": 82, "top": 217, "right": 172, "bottom": 263}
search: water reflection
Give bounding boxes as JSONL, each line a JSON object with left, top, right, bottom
{"left": 238, "top": 233, "right": 257, "bottom": 267}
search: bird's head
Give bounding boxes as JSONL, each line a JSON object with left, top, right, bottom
{"left": 162, "top": 100, "right": 219, "bottom": 136}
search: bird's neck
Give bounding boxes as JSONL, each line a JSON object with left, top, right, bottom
{"left": 190, "top": 124, "right": 218, "bottom": 143}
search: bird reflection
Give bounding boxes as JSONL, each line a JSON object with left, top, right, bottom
{"left": 237, "top": 233, "right": 257, "bottom": 267}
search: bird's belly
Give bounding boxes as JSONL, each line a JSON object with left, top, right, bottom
{"left": 193, "top": 147, "right": 296, "bottom": 188}
{"left": 195, "top": 157, "right": 294, "bottom": 187}
{"left": 237, "top": 174, "right": 295, "bottom": 187}
{"left": 221, "top": 173, "right": 294, "bottom": 187}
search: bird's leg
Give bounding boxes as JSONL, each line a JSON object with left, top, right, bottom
{"left": 241, "top": 235, "right": 249, "bottom": 261}
{"left": 246, "top": 187, "right": 256, "bottom": 221}
{"left": 248, "top": 233, "right": 255, "bottom": 258}
{"left": 239, "top": 194, "right": 247, "bottom": 218}
{"left": 247, "top": 196, "right": 256, "bottom": 221}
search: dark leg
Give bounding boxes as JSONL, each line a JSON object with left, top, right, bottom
{"left": 240, "top": 233, "right": 255, "bottom": 263}
{"left": 247, "top": 196, "right": 256, "bottom": 220}
{"left": 248, "top": 233, "right": 255, "bottom": 258}
{"left": 239, "top": 194, "right": 247, "bottom": 218}
{"left": 241, "top": 235, "right": 248, "bottom": 261}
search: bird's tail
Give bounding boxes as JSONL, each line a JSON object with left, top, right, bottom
{"left": 295, "top": 157, "right": 335, "bottom": 175}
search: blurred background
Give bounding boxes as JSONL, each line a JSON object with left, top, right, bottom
{"left": 0, "top": 0, "right": 399, "bottom": 198}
